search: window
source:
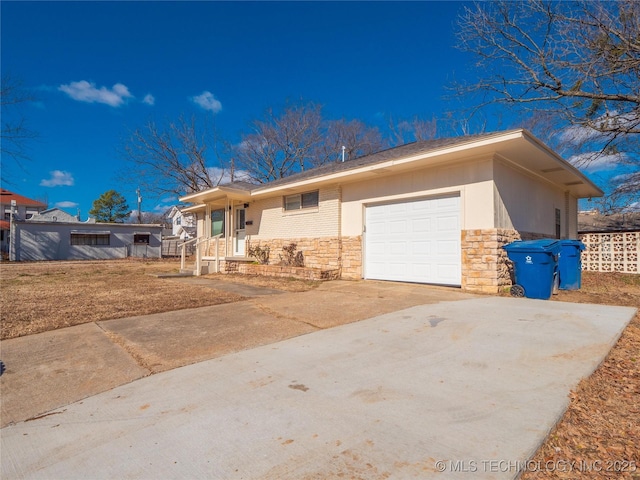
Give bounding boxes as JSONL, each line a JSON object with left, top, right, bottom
{"left": 211, "top": 209, "right": 225, "bottom": 236}
{"left": 70, "top": 233, "right": 110, "bottom": 245}
{"left": 555, "top": 208, "right": 561, "bottom": 239}
{"left": 236, "top": 208, "right": 245, "bottom": 230}
{"left": 284, "top": 190, "right": 319, "bottom": 211}
{"left": 134, "top": 234, "right": 150, "bottom": 244}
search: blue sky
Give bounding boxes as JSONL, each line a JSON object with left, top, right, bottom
{"left": 1, "top": 1, "right": 613, "bottom": 218}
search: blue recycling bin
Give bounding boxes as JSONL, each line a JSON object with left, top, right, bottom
{"left": 503, "top": 239, "right": 561, "bottom": 300}
{"left": 558, "top": 239, "right": 586, "bottom": 290}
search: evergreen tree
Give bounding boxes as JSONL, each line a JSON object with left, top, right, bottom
{"left": 89, "top": 190, "right": 130, "bottom": 223}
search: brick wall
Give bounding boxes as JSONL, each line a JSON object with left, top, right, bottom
{"left": 247, "top": 186, "right": 340, "bottom": 239}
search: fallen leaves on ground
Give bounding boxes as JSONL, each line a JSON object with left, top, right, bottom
{"left": 521, "top": 272, "right": 640, "bottom": 480}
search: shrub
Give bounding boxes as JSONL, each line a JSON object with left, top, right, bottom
{"left": 279, "top": 243, "right": 304, "bottom": 267}
{"left": 248, "top": 244, "right": 270, "bottom": 265}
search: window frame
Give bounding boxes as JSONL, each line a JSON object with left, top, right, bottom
{"left": 211, "top": 208, "right": 225, "bottom": 237}
{"left": 283, "top": 190, "right": 319, "bottom": 212}
{"left": 134, "top": 234, "right": 150, "bottom": 244}
{"left": 70, "top": 233, "right": 110, "bottom": 246}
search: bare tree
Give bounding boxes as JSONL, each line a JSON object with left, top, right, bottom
{"left": 456, "top": 0, "right": 640, "bottom": 207}
{"left": 136, "top": 211, "right": 171, "bottom": 227}
{"left": 318, "top": 119, "right": 386, "bottom": 164}
{"left": 1, "top": 74, "right": 38, "bottom": 183}
{"left": 233, "top": 102, "right": 324, "bottom": 184}
{"left": 388, "top": 115, "right": 438, "bottom": 145}
{"left": 234, "top": 101, "right": 387, "bottom": 184}
{"left": 119, "top": 115, "right": 229, "bottom": 196}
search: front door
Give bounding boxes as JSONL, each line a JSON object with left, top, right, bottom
{"left": 234, "top": 207, "right": 246, "bottom": 256}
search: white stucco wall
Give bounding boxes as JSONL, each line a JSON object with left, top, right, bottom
{"left": 493, "top": 159, "right": 578, "bottom": 237}
{"left": 341, "top": 158, "right": 496, "bottom": 236}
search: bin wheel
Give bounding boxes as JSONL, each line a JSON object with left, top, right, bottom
{"left": 511, "top": 285, "right": 525, "bottom": 298}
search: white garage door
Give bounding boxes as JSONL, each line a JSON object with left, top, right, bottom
{"left": 364, "top": 195, "right": 461, "bottom": 286}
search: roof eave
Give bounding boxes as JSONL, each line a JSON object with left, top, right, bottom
{"left": 250, "top": 130, "right": 529, "bottom": 197}
{"left": 179, "top": 185, "right": 252, "bottom": 204}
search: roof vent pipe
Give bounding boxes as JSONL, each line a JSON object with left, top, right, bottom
{"left": 341, "top": 145, "right": 346, "bottom": 162}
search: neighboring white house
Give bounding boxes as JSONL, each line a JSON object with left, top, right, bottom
{"left": 180, "top": 129, "right": 603, "bottom": 293}
{"left": 10, "top": 208, "right": 163, "bottom": 261}
{"left": 167, "top": 206, "right": 196, "bottom": 239}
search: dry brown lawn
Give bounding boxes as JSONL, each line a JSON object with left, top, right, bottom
{"left": 0, "top": 258, "right": 319, "bottom": 340}
{"left": 0, "top": 260, "right": 638, "bottom": 477}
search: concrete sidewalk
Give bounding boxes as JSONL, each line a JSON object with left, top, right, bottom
{"left": 0, "top": 279, "right": 474, "bottom": 427}
{"left": 1, "top": 296, "right": 635, "bottom": 479}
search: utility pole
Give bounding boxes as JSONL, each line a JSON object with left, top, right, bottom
{"left": 136, "top": 188, "right": 142, "bottom": 224}
{"left": 9, "top": 200, "right": 16, "bottom": 261}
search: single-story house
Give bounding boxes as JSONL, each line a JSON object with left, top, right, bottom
{"left": 10, "top": 208, "right": 163, "bottom": 261}
{"left": 1, "top": 189, "right": 48, "bottom": 256}
{"left": 180, "top": 129, "right": 603, "bottom": 293}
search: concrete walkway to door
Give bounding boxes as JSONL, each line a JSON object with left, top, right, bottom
{"left": 1, "top": 284, "right": 635, "bottom": 479}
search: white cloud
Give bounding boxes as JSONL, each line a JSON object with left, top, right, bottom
{"left": 58, "top": 80, "right": 133, "bottom": 107}
{"left": 559, "top": 124, "right": 604, "bottom": 145}
{"left": 143, "top": 93, "right": 155, "bottom": 106}
{"left": 559, "top": 111, "right": 638, "bottom": 146}
{"left": 191, "top": 91, "right": 222, "bottom": 113}
{"left": 55, "top": 201, "right": 79, "bottom": 209}
{"left": 40, "top": 170, "right": 75, "bottom": 187}
{"left": 207, "top": 167, "right": 251, "bottom": 184}
{"left": 567, "top": 152, "right": 625, "bottom": 172}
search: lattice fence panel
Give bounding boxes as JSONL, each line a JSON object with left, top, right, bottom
{"left": 579, "top": 231, "right": 639, "bottom": 274}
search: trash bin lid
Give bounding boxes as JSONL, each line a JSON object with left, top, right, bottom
{"left": 503, "top": 239, "right": 561, "bottom": 254}
{"left": 559, "top": 239, "right": 586, "bottom": 250}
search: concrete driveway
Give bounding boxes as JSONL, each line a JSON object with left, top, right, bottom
{"left": 0, "top": 280, "right": 475, "bottom": 427}
{"left": 1, "top": 284, "right": 635, "bottom": 479}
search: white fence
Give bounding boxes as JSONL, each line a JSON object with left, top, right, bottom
{"left": 579, "top": 231, "right": 639, "bottom": 274}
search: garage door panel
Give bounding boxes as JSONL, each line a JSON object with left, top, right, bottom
{"left": 365, "top": 195, "right": 461, "bottom": 286}
{"left": 411, "top": 240, "right": 431, "bottom": 255}
{"left": 437, "top": 214, "right": 459, "bottom": 231}
{"left": 412, "top": 218, "right": 431, "bottom": 233}
{"left": 437, "top": 265, "right": 459, "bottom": 283}
{"left": 367, "top": 220, "right": 388, "bottom": 235}
{"left": 389, "top": 241, "right": 407, "bottom": 255}
{"left": 437, "top": 239, "right": 459, "bottom": 255}
{"left": 435, "top": 196, "right": 459, "bottom": 209}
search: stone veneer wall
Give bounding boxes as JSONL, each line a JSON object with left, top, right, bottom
{"left": 339, "top": 236, "right": 363, "bottom": 279}
{"left": 236, "top": 264, "right": 340, "bottom": 281}
{"left": 205, "top": 237, "right": 228, "bottom": 258}
{"left": 461, "top": 229, "right": 547, "bottom": 293}
{"left": 244, "top": 236, "right": 363, "bottom": 279}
